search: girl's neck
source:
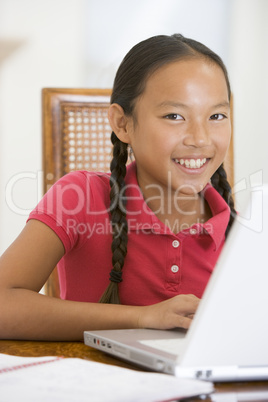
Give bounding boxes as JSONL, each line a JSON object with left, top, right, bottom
{"left": 142, "top": 186, "right": 212, "bottom": 234}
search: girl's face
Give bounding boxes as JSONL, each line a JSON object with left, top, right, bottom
{"left": 128, "top": 58, "right": 231, "bottom": 198}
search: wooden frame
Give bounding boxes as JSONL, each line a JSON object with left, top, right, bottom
{"left": 42, "top": 88, "right": 112, "bottom": 195}
{"left": 224, "top": 95, "right": 234, "bottom": 189}
{"left": 42, "top": 88, "right": 112, "bottom": 297}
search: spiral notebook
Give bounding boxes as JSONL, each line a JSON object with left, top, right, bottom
{"left": 0, "top": 353, "right": 213, "bottom": 401}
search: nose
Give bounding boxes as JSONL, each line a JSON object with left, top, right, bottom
{"left": 183, "top": 120, "right": 211, "bottom": 148}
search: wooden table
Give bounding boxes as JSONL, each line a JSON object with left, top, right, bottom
{"left": 1, "top": 340, "right": 268, "bottom": 401}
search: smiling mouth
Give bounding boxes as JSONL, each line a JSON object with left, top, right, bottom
{"left": 174, "top": 158, "right": 207, "bottom": 169}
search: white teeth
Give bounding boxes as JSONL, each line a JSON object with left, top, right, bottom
{"left": 190, "top": 159, "right": 196, "bottom": 168}
{"left": 174, "top": 158, "right": 207, "bottom": 169}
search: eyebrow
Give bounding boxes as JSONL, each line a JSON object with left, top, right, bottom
{"left": 212, "top": 101, "right": 230, "bottom": 109}
{"left": 156, "top": 101, "right": 230, "bottom": 109}
{"left": 156, "top": 101, "right": 189, "bottom": 109}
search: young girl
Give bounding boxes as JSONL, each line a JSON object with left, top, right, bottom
{"left": 0, "top": 34, "right": 236, "bottom": 341}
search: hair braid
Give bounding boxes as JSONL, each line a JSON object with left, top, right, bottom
{"left": 211, "top": 164, "right": 237, "bottom": 237}
{"left": 99, "top": 132, "right": 128, "bottom": 304}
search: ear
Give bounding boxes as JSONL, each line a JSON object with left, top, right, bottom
{"left": 108, "top": 103, "right": 133, "bottom": 144}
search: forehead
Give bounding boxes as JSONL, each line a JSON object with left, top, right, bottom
{"left": 140, "top": 58, "right": 229, "bottom": 105}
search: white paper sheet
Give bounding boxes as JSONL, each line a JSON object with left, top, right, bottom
{"left": 0, "top": 353, "right": 213, "bottom": 402}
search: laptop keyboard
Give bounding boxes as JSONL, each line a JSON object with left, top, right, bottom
{"left": 139, "top": 338, "right": 186, "bottom": 356}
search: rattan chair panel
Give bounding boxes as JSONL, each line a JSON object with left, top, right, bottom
{"left": 62, "top": 103, "right": 113, "bottom": 174}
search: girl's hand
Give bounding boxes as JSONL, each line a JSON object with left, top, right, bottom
{"left": 138, "top": 294, "right": 200, "bottom": 330}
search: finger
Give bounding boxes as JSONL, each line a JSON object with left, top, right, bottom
{"left": 175, "top": 299, "right": 200, "bottom": 315}
{"left": 175, "top": 315, "right": 193, "bottom": 330}
{"left": 185, "top": 294, "right": 200, "bottom": 301}
{"left": 186, "top": 313, "right": 195, "bottom": 320}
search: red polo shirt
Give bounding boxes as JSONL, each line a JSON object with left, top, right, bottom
{"left": 28, "top": 162, "right": 230, "bottom": 305}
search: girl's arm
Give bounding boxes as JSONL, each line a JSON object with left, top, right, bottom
{"left": 0, "top": 220, "right": 199, "bottom": 341}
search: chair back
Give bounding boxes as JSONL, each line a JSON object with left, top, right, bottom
{"left": 43, "top": 88, "right": 113, "bottom": 195}
{"left": 43, "top": 88, "right": 112, "bottom": 296}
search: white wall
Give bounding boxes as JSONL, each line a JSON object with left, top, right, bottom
{"left": 0, "top": 0, "right": 267, "bottom": 254}
{"left": 229, "top": 0, "right": 268, "bottom": 211}
{"left": 84, "top": 0, "right": 230, "bottom": 88}
{"left": 0, "top": 0, "right": 87, "bottom": 253}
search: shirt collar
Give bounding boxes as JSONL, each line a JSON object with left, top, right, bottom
{"left": 124, "top": 162, "right": 156, "bottom": 226}
{"left": 201, "top": 184, "right": 230, "bottom": 250}
{"left": 124, "top": 162, "right": 230, "bottom": 249}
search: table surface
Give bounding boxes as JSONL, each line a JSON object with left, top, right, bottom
{"left": 1, "top": 339, "right": 268, "bottom": 401}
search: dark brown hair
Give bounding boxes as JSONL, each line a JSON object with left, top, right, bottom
{"left": 99, "top": 34, "right": 236, "bottom": 304}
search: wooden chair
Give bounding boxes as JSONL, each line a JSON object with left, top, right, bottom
{"left": 42, "top": 88, "right": 112, "bottom": 297}
{"left": 225, "top": 96, "right": 235, "bottom": 190}
{"left": 42, "top": 88, "right": 235, "bottom": 297}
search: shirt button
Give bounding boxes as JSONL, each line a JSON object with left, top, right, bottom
{"left": 190, "top": 228, "right": 197, "bottom": 235}
{"left": 171, "top": 265, "right": 179, "bottom": 273}
{"left": 172, "top": 240, "right": 180, "bottom": 248}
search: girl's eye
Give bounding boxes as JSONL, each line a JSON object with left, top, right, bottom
{"left": 210, "top": 113, "right": 226, "bottom": 121}
{"left": 164, "top": 114, "right": 183, "bottom": 121}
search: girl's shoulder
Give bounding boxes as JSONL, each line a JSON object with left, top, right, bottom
{"left": 58, "top": 169, "right": 111, "bottom": 184}
{"left": 52, "top": 161, "right": 137, "bottom": 197}
{"left": 61, "top": 161, "right": 137, "bottom": 189}
{"left": 52, "top": 169, "right": 111, "bottom": 193}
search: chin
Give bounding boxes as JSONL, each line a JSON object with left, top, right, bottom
{"left": 173, "top": 182, "right": 207, "bottom": 196}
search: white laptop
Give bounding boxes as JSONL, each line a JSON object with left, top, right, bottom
{"left": 84, "top": 185, "right": 268, "bottom": 382}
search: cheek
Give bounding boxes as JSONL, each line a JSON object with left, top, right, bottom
{"left": 215, "top": 127, "right": 232, "bottom": 157}
{"left": 223, "top": 132, "right": 232, "bottom": 156}
{"left": 132, "top": 125, "right": 169, "bottom": 154}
